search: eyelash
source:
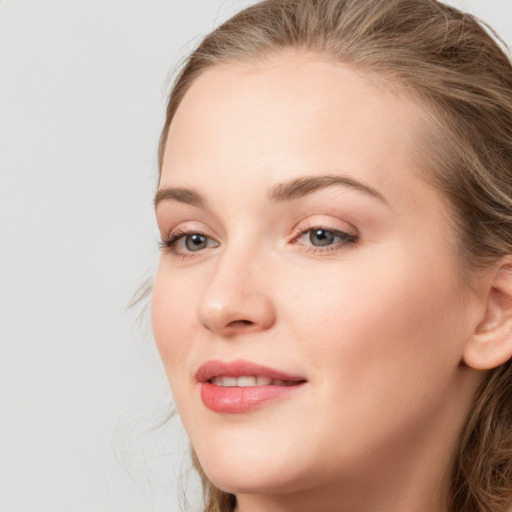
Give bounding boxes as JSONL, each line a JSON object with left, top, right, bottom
{"left": 290, "top": 225, "right": 359, "bottom": 254}
{"left": 159, "top": 225, "right": 359, "bottom": 259}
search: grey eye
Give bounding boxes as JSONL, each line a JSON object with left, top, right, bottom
{"left": 309, "top": 229, "right": 337, "bottom": 247}
{"left": 185, "top": 234, "right": 209, "bottom": 251}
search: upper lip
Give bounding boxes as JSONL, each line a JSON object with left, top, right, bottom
{"left": 196, "top": 359, "right": 307, "bottom": 383}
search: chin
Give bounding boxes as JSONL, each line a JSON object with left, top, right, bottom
{"left": 203, "top": 463, "right": 307, "bottom": 496}
{"left": 193, "top": 435, "right": 311, "bottom": 495}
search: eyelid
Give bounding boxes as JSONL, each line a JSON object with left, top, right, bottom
{"left": 290, "top": 216, "right": 359, "bottom": 240}
{"left": 160, "top": 220, "right": 219, "bottom": 241}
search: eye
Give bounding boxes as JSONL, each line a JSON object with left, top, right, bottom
{"left": 293, "top": 226, "right": 358, "bottom": 252}
{"left": 308, "top": 229, "right": 339, "bottom": 247}
{"left": 160, "top": 229, "right": 219, "bottom": 257}
{"left": 183, "top": 233, "right": 209, "bottom": 251}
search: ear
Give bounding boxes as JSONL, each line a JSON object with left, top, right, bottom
{"left": 463, "top": 259, "right": 512, "bottom": 370}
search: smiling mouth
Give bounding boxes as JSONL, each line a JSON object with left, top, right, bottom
{"left": 210, "top": 376, "right": 299, "bottom": 387}
{"left": 197, "top": 360, "right": 307, "bottom": 413}
{"left": 196, "top": 359, "right": 306, "bottom": 383}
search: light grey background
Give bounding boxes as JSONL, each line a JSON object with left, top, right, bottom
{"left": 1, "top": 1, "right": 511, "bottom": 511}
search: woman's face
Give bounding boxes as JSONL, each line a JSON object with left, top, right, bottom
{"left": 152, "top": 54, "right": 484, "bottom": 507}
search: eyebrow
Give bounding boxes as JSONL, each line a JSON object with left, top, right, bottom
{"left": 269, "top": 174, "right": 387, "bottom": 204}
{"left": 154, "top": 173, "right": 387, "bottom": 209}
{"left": 154, "top": 187, "right": 204, "bottom": 208}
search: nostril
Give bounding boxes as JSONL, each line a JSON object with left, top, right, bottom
{"left": 229, "top": 319, "right": 254, "bottom": 327}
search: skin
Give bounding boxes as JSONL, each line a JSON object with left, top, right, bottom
{"left": 152, "top": 53, "right": 489, "bottom": 512}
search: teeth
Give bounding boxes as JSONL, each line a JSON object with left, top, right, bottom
{"left": 210, "top": 376, "right": 288, "bottom": 387}
{"left": 220, "top": 376, "right": 237, "bottom": 387}
{"left": 237, "top": 376, "right": 256, "bottom": 387}
{"left": 256, "top": 376, "right": 272, "bottom": 386}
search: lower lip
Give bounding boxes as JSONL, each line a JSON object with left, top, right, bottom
{"left": 200, "top": 382, "right": 305, "bottom": 413}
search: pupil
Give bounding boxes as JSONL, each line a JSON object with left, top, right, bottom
{"left": 186, "top": 234, "right": 207, "bottom": 251}
{"left": 310, "top": 229, "right": 335, "bottom": 247}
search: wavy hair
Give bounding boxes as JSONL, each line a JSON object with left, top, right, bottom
{"left": 158, "top": 1, "right": 512, "bottom": 510}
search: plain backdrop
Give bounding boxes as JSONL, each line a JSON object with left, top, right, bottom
{"left": 1, "top": 1, "right": 511, "bottom": 511}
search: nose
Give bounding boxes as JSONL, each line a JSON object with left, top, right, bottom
{"left": 197, "top": 248, "right": 276, "bottom": 336}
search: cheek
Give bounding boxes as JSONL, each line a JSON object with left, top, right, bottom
{"left": 281, "top": 245, "right": 469, "bottom": 398}
{"left": 265, "top": 249, "right": 471, "bottom": 464}
{"left": 151, "top": 264, "right": 199, "bottom": 374}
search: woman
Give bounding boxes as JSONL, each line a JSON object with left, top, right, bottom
{"left": 150, "top": 0, "right": 512, "bottom": 510}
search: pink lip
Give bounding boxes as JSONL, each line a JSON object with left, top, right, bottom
{"left": 196, "top": 359, "right": 307, "bottom": 414}
{"left": 196, "top": 359, "right": 306, "bottom": 383}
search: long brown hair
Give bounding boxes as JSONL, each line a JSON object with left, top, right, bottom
{"left": 158, "top": 1, "right": 512, "bottom": 510}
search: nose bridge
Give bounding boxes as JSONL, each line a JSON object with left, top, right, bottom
{"left": 197, "top": 238, "right": 275, "bottom": 335}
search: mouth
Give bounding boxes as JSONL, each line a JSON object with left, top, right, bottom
{"left": 196, "top": 359, "right": 307, "bottom": 413}
{"left": 210, "top": 376, "right": 299, "bottom": 387}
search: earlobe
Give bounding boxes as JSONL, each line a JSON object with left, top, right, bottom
{"left": 463, "top": 261, "right": 512, "bottom": 371}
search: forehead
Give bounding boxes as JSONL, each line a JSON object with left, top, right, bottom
{"left": 161, "top": 53, "right": 433, "bottom": 210}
